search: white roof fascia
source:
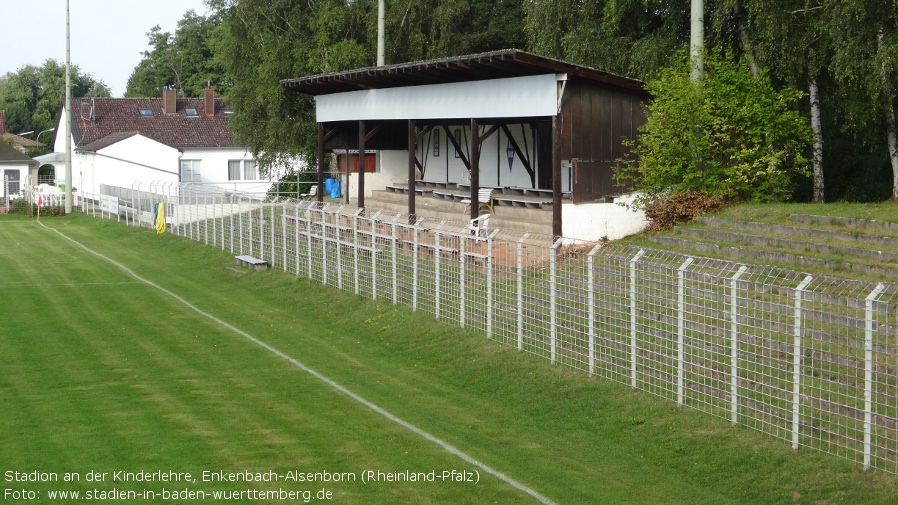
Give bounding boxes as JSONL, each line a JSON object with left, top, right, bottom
{"left": 315, "top": 73, "right": 559, "bottom": 122}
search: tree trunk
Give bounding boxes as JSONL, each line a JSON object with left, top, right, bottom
{"left": 809, "top": 74, "right": 825, "bottom": 202}
{"left": 879, "top": 32, "right": 898, "bottom": 198}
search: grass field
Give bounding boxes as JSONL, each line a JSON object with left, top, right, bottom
{"left": 2, "top": 213, "right": 898, "bottom": 504}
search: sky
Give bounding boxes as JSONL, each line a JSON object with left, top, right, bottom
{"left": 1, "top": 0, "right": 210, "bottom": 98}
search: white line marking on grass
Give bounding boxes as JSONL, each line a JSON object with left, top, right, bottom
{"left": 39, "top": 222, "right": 559, "bottom": 505}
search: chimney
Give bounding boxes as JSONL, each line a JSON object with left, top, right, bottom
{"left": 0, "top": 110, "right": 6, "bottom": 134}
{"left": 163, "top": 89, "right": 177, "bottom": 114}
{"left": 204, "top": 88, "right": 214, "bottom": 117}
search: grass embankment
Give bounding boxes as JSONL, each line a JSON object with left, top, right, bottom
{"left": 1, "top": 212, "right": 897, "bottom": 504}
{"left": 615, "top": 201, "right": 898, "bottom": 282}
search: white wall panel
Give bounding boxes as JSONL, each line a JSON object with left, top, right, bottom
{"left": 316, "top": 74, "right": 559, "bottom": 122}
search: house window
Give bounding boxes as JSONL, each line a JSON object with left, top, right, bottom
{"left": 3, "top": 169, "right": 20, "bottom": 195}
{"left": 243, "top": 160, "right": 256, "bottom": 180}
{"left": 139, "top": 108, "right": 153, "bottom": 116}
{"left": 185, "top": 108, "right": 198, "bottom": 117}
{"left": 227, "top": 160, "right": 256, "bottom": 181}
{"left": 180, "top": 160, "right": 201, "bottom": 182}
{"left": 228, "top": 160, "right": 241, "bottom": 181}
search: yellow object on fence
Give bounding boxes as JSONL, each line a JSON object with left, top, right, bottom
{"left": 154, "top": 202, "right": 166, "bottom": 234}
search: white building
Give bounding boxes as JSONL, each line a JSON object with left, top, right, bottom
{"left": 39, "top": 90, "right": 283, "bottom": 200}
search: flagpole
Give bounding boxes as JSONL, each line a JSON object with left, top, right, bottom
{"left": 64, "top": 0, "right": 73, "bottom": 214}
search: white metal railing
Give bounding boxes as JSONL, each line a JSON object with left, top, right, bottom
{"left": 81, "top": 183, "right": 898, "bottom": 475}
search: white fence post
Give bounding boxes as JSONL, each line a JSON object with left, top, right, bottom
{"left": 516, "top": 233, "right": 529, "bottom": 350}
{"left": 435, "top": 221, "right": 445, "bottom": 321}
{"left": 630, "top": 249, "right": 645, "bottom": 388}
{"left": 486, "top": 229, "right": 498, "bottom": 340}
{"left": 677, "top": 257, "right": 695, "bottom": 406}
{"left": 335, "top": 207, "right": 345, "bottom": 291}
{"left": 391, "top": 220, "right": 398, "bottom": 305}
{"left": 270, "top": 203, "right": 276, "bottom": 265}
{"left": 353, "top": 209, "right": 362, "bottom": 294}
{"left": 792, "top": 275, "right": 814, "bottom": 450}
{"left": 306, "top": 206, "right": 313, "bottom": 280}
{"left": 587, "top": 243, "right": 603, "bottom": 376}
{"left": 460, "top": 230, "right": 467, "bottom": 328}
{"left": 238, "top": 199, "right": 245, "bottom": 255}
{"left": 281, "top": 203, "right": 287, "bottom": 271}
{"left": 550, "top": 239, "right": 563, "bottom": 364}
{"left": 258, "top": 202, "right": 265, "bottom": 260}
{"left": 320, "top": 207, "right": 328, "bottom": 286}
{"left": 865, "top": 283, "right": 886, "bottom": 469}
{"left": 293, "top": 204, "right": 301, "bottom": 275}
{"left": 412, "top": 218, "right": 422, "bottom": 312}
{"left": 730, "top": 265, "right": 748, "bottom": 424}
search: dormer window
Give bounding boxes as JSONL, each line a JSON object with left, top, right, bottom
{"left": 139, "top": 108, "right": 153, "bottom": 116}
{"left": 185, "top": 108, "right": 198, "bottom": 117}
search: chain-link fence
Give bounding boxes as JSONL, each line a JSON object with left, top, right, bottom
{"left": 82, "top": 183, "right": 898, "bottom": 475}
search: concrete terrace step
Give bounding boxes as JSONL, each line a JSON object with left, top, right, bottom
{"left": 650, "top": 235, "right": 898, "bottom": 282}
{"left": 371, "top": 189, "right": 553, "bottom": 222}
{"left": 365, "top": 189, "right": 553, "bottom": 235}
{"left": 790, "top": 213, "right": 898, "bottom": 233}
{"left": 672, "top": 226, "right": 898, "bottom": 263}
{"left": 698, "top": 217, "right": 898, "bottom": 246}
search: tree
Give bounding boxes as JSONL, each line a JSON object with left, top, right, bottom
{"left": 523, "top": 0, "right": 690, "bottom": 81}
{"left": 825, "top": 0, "right": 898, "bottom": 198}
{"left": 126, "top": 10, "right": 227, "bottom": 98}
{"left": 616, "top": 52, "right": 812, "bottom": 204}
{"left": 205, "top": 0, "right": 373, "bottom": 175}
{"left": 0, "top": 60, "right": 110, "bottom": 143}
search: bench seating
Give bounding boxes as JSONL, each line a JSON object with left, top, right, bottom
{"left": 235, "top": 255, "right": 268, "bottom": 271}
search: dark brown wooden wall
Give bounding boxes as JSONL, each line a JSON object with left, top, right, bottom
{"left": 560, "top": 82, "right": 647, "bottom": 203}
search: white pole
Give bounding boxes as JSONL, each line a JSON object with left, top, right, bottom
{"left": 630, "top": 249, "right": 645, "bottom": 388}
{"left": 677, "top": 257, "right": 695, "bottom": 406}
{"left": 730, "top": 265, "right": 748, "bottom": 424}
{"left": 550, "top": 239, "right": 562, "bottom": 364}
{"left": 864, "top": 283, "right": 886, "bottom": 469}
{"left": 516, "top": 233, "right": 529, "bottom": 351}
{"left": 691, "top": 0, "right": 704, "bottom": 81}
{"left": 586, "top": 243, "right": 603, "bottom": 376}
{"left": 377, "top": 0, "right": 386, "bottom": 66}
{"left": 65, "top": 0, "right": 73, "bottom": 214}
{"left": 792, "top": 275, "right": 814, "bottom": 450}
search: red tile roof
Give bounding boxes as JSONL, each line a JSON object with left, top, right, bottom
{"left": 0, "top": 132, "right": 42, "bottom": 149}
{"left": 64, "top": 97, "right": 237, "bottom": 151}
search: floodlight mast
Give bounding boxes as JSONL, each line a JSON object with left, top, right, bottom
{"left": 691, "top": 0, "right": 704, "bottom": 81}
{"left": 377, "top": 0, "right": 385, "bottom": 66}
{"left": 64, "top": 0, "right": 73, "bottom": 214}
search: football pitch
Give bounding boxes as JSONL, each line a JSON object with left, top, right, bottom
{"left": 2, "top": 213, "right": 898, "bottom": 505}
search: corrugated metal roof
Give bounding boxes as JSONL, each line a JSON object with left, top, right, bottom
{"left": 281, "top": 49, "right": 646, "bottom": 96}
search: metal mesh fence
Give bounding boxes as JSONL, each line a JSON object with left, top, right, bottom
{"left": 83, "top": 184, "right": 898, "bottom": 475}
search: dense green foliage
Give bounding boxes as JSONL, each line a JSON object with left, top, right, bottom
{"left": 7, "top": 1, "right": 895, "bottom": 203}
{"left": 125, "top": 10, "right": 227, "bottom": 98}
{"left": 0, "top": 60, "right": 109, "bottom": 149}
{"left": 616, "top": 52, "right": 812, "bottom": 205}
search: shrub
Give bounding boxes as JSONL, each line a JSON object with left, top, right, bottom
{"left": 615, "top": 50, "right": 812, "bottom": 205}
{"left": 643, "top": 190, "right": 726, "bottom": 232}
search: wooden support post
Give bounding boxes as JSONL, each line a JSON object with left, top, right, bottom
{"left": 358, "top": 120, "right": 366, "bottom": 209}
{"left": 469, "top": 118, "right": 481, "bottom": 220}
{"left": 408, "top": 119, "right": 417, "bottom": 218}
{"left": 551, "top": 115, "right": 563, "bottom": 238}
{"left": 317, "top": 122, "right": 325, "bottom": 203}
